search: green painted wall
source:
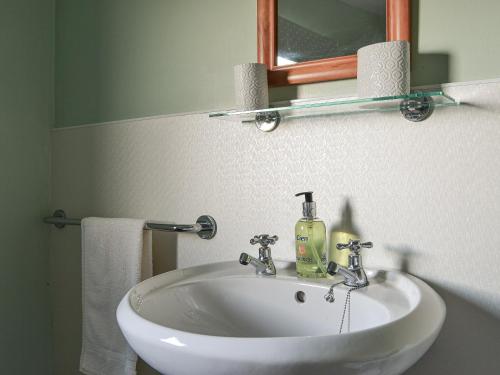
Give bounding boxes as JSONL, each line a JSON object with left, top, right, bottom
{"left": 0, "top": 0, "right": 54, "bottom": 373}
{"left": 55, "top": 0, "right": 256, "bottom": 127}
{"left": 55, "top": 0, "right": 500, "bottom": 126}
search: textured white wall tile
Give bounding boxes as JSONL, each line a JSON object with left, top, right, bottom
{"left": 50, "top": 81, "right": 500, "bottom": 374}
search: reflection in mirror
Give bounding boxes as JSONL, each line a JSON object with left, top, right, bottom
{"left": 277, "top": 0, "right": 386, "bottom": 66}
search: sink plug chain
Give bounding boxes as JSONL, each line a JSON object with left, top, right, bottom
{"left": 339, "top": 285, "right": 366, "bottom": 334}
{"left": 324, "top": 281, "right": 344, "bottom": 303}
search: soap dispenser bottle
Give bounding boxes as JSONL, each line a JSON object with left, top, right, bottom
{"left": 295, "top": 192, "right": 327, "bottom": 278}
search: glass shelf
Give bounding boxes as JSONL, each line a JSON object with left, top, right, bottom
{"left": 208, "top": 91, "right": 459, "bottom": 123}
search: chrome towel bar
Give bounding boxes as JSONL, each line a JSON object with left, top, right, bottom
{"left": 43, "top": 209, "right": 217, "bottom": 240}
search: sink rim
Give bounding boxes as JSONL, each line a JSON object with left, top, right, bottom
{"left": 118, "top": 260, "right": 445, "bottom": 343}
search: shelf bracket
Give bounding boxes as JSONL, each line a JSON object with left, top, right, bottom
{"left": 400, "top": 95, "right": 434, "bottom": 122}
{"left": 255, "top": 111, "right": 280, "bottom": 132}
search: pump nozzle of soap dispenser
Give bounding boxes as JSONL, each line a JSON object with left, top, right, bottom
{"left": 295, "top": 191, "right": 316, "bottom": 219}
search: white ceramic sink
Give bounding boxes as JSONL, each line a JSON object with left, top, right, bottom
{"left": 117, "top": 261, "right": 445, "bottom": 375}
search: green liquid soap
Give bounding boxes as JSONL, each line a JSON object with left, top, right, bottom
{"left": 295, "top": 218, "right": 327, "bottom": 278}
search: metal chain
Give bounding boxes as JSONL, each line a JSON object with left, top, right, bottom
{"left": 339, "top": 285, "right": 366, "bottom": 334}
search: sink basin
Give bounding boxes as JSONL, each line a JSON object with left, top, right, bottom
{"left": 117, "top": 261, "right": 445, "bottom": 375}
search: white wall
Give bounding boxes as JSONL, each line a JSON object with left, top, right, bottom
{"left": 49, "top": 80, "right": 500, "bottom": 374}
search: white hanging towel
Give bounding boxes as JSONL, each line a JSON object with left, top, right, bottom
{"left": 79, "top": 218, "right": 152, "bottom": 375}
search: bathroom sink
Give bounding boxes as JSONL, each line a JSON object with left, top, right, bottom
{"left": 117, "top": 261, "right": 445, "bottom": 375}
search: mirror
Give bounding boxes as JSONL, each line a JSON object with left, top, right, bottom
{"left": 258, "top": 0, "right": 410, "bottom": 86}
{"left": 277, "top": 0, "right": 386, "bottom": 66}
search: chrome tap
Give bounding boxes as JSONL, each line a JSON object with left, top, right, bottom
{"left": 239, "top": 234, "right": 278, "bottom": 276}
{"left": 327, "top": 239, "right": 373, "bottom": 287}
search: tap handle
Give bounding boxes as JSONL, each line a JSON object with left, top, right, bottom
{"left": 336, "top": 239, "right": 373, "bottom": 253}
{"left": 250, "top": 234, "right": 279, "bottom": 247}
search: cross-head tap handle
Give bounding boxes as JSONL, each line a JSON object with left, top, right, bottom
{"left": 336, "top": 239, "right": 373, "bottom": 253}
{"left": 250, "top": 234, "right": 279, "bottom": 248}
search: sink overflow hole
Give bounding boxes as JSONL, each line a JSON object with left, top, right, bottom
{"left": 295, "top": 291, "right": 306, "bottom": 303}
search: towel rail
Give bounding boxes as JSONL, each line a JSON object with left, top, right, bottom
{"left": 43, "top": 209, "right": 217, "bottom": 240}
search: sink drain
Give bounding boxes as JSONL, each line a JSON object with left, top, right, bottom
{"left": 295, "top": 291, "right": 306, "bottom": 303}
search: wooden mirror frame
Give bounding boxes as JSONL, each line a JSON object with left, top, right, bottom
{"left": 258, "top": 0, "right": 410, "bottom": 86}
